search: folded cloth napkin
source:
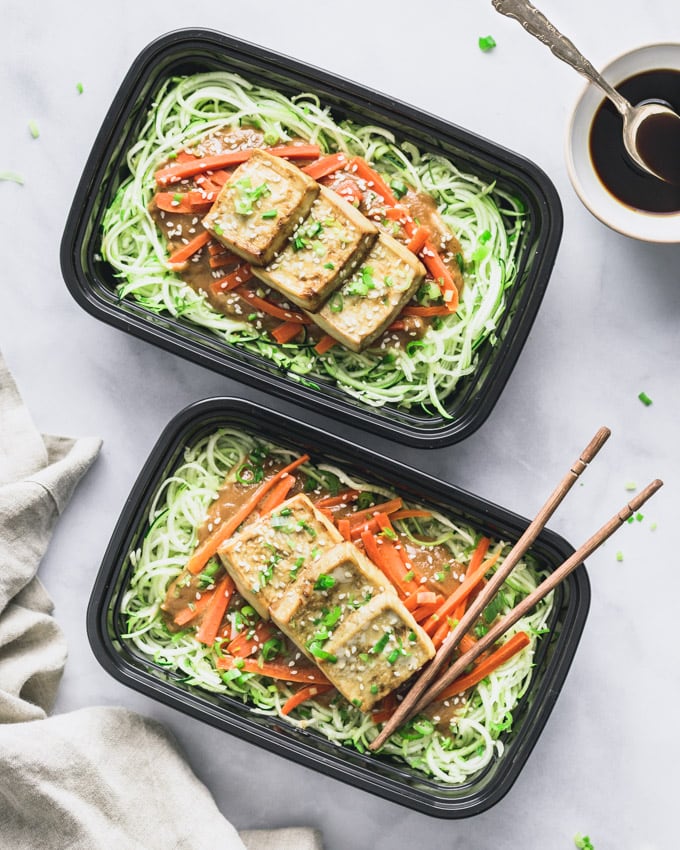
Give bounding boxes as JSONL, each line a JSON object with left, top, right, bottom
{"left": 0, "top": 350, "right": 323, "bottom": 850}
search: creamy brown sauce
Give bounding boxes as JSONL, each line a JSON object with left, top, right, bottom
{"left": 151, "top": 126, "right": 464, "bottom": 350}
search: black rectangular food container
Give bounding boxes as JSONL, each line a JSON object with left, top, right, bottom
{"left": 61, "top": 29, "right": 562, "bottom": 448}
{"left": 87, "top": 397, "right": 589, "bottom": 817}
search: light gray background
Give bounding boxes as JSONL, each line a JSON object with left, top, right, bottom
{"left": 1, "top": 1, "right": 677, "bottom": 848}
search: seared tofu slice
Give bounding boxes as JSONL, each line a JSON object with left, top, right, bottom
{"left": 319, "top": 594, "right": 435, "bottom": 711}
{"left": 202, "top": 150, "right": 319, "bottom": 266}
{"left": 217, "top": 493, "right": 342, "bottom": 619}
{"left": 270, "top": 542, "right": 393, "bottom": 661}
{"left": 251, "top": 187, "right": 378, "bottom": 310}
{"left": 308, "top": 233, "right": 426, "bottom": 352}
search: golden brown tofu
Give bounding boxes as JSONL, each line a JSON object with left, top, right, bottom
{"left": 308, "top": 233, "right": 426, "bottom": 352}
{"left": 270, "top": 542, "right": 393, "bottom": 663}
{"left": 319, "top": 594, "right": 435, "bottom": 710}
{"left": 251, "top": 187, "right": 378, "bottom": 310}
{"left": 217, "top": 494, "right": 342, "bottom": 618}
{"left": 202, "top": 150, "right": 318, "bottom": 266}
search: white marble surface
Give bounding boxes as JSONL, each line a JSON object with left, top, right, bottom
{"left": 1, "top": 1, "right": 678, "bottom": 847}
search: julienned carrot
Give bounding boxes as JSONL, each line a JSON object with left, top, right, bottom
{"left": 388, "top": 321, "right": 406, "bottom": 332}
{"left": 331, "top": 178, "right": 363, "bottom": 207}
{"left": 338, "top": 518, "right": 351, "bottom": 541}
{"left": 174, "top": 584, "right": 219, "bottom": 626}
{"left": 155, "top": 145, "right": 320, "bottom": 185}
{"left": 350, "top": 517, "right": 379, "bottom": 541}
{"left": 407, "top": 226, "right": 431, "bottom": 255}
{"left": 186, "top": 454, "right": 310, "bottom": 575}
{"left": 384, "top": 206, "right": 416, "bottom": 236}
{"left": 266, "top": 144, "right": 321, "bottom": 160}
{"left": 423, "top": 537, "right": 489, "bottom": 631}
{"left": 314, "top": 334, "right": 338, "bottom": 355}
{"left": 315, "top": 489, "right": 360, "bottom": 508}
{"left": 271, "top": 321, "right": 305, "bottom": 344}
{"left": 437, "top": 632, "right": 531, "bottom": 700}
{"left": 371, "top": 692, "right": 398, "bottom": 724}
{"left": 302, "top": 152, "right": 347, "bottom": 180}
{"left": 423, "top": 551, "right": 500, "bottom": 636}
{"left": 458, "top": 633, "right": 477, "bottom": 655}
{"left": 422, "top": 240, "right": 459, "bottom": 312}
{"left": 154, "top": 191, "right": 212, "bottom": 214}
{"left": 401, "top": 305, "right": 451, "bottom": 317}
{"left": 195, "top": 575, "right": 235, "bottom": 645}
{"left": 390, "top": 509, "right": 432, "bottom": 521}
{"left": 167, "top": 230, "right": 211, "bottom": 265}
{"left": 235, "top": 287, "right": 311, "bottom": 324}
{"left": 208, "top": 241, "right": 228, "bottom": 256}
{"left": 210, "top": 265, "right": 252, "bottom": 294}
{"left": 281, "top": 684, "right": 334, "bottom": 715}
{"left": 361, "top": 530, "right": 419, "bottom": 599}
{"left": 216, "top": 655, "right": 330, "bottom": 685}
{"left": 209, "top": 252, "right": 240, "bottom": 270}
{"left": 259, "top": 473, "right": 295, "bottom": 514}
{"left": 349, "top": 157, "right": 398, "bottom": 206}
{"left": 348, "top": 497, "right": 403, "bottom": 527}
{"left": 412, "top": 604, "right": 441, "bottom": 623}
{"left": 226, "top": 620, "right": 274, "bottom": 658}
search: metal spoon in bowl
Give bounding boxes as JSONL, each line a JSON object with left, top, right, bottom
{"left": 492, "top": 0, "right": 680, "bottom": 184}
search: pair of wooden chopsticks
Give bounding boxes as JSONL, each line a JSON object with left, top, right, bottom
{"left": 369, "top": 427, "right": 662, "bottom": 751}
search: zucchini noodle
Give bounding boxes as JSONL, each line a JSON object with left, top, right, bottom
{"left": 102, "top": 72, "right": 525, "bottom": 417}
{"left": 121, "top": 428, "right": 553, "bottom": 785}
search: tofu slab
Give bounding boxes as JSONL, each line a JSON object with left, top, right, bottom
{"left": 251, "top": 186, "right": 378, "bottom": 310}
{"left": 320, "top": 594, "right": 435, "bottom": 710}
{"left": 308, "top": 232, "right": 426, "bottom": 352}
{"left": 203, "top": 150, "right": 319, "bottom": 266}
{"left": 270, "top": 542, "right": 394, "bottom": 661}
{"left": 217, "top": 493, "right": 342, "bottom": 618}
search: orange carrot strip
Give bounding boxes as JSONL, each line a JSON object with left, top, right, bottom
{"left": 423, "top": 551, "right": 499, "bottom": 637}
{"left": 174, "top": 584, "right": 219, "bottom": 626}
{"left": 267, "top": 144, "right": 321, "bottom": 161}
{"left": 175, "top": 151, "right": 198, "bottom": 164}
{"left": 209, "top": 265, "right": 253, "bottom": 295}
{"left": 216, "top": 655, "right": 330, "bottom": 685}
{"left": 338, "top": 518, "right": 351, "bottom": 541}
{"left": 209, "top": 252, "right": 240, "bottom": 270}
{"left": 361, "top": 530, "right": 418, "bottom": 598}
{"left": 422, "top": 240, "right": 459, "bottom": 312}
{"left": 401, "top": 305, "right": 451, "bottom": 317}
{"left": 458, "top": 633, "right": 477, "bottom": 655}
{"left": 314, "top": 334, "right": 338, "bottom": 355}
{"left": 407, "top": 226, "right": 431, "bottom": 255}
{"left": 318, "top": 508, "right": 335, "bottom": 521}
{"left": 302, "top": 152, "right": 347, "bottom": 180}
{"left": 349, "top": 157, "right": 398, "bottom": 206}
{"left": 437, "top": 633, "right": 531, "bottom": 700}
{"left": 271, "top": 321, "right": 305, "bottom": 345}
{"left": 259, "top": 474, "right": 295, "bottom": 514}
{"left": 412, "top": 603, "right": 441, "bottom": 623}
{"left": 375, "top": 512, "right": 395, "bottom": 534}
{"left": 195, "top": 576, "right": 235, "bottom": 645}
{"left": 371, "top": 692, "right": 398, "bottom": 724}
{"left": 226, "top": 620, "right": 274, "bottom": 658}
{"left": 235, "top": 287, "right": 311, "bottom": 324}
{"left": 156, "top": 150, "right": 256, "bottom": 185}
{"left": 388, "top": 321, "right": 406, "bottom": 332}
{"left": 350, "top": 517, "right": 379, "bottom": 540}
{"left": 390, "top": 509, "right": 432, "bottom": 520}
{"left": 415, "top": 591, "right": 441, "bottom": 607}
{"left": 186, "top": 454, "right": 310, "bottom": 575}
{"left": 384, "top": 206, "right": 415, "bottom": 236}
{"left": 167, "top": 231, "right": 211, "bottom": 265}
{"left": 315, "top": 489, "right": 360, "bottom": 508}
{"left": 330, "top": 177, "right": 363, "bottom": 206}
{"left": 281, "top": 684, "right": 334, "bottom": 715}
{"left": 348, "top": 498, "right": 403, "bottom": 526}
{"left": 208, "top": 242, "right": 229, "bottom": 256}
{"left": 154, "top": 192, "right": 212, "bottom": 214}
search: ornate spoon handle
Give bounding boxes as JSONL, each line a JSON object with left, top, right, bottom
{"left": 492, "top": 0, "right": 630, "bottom": 116}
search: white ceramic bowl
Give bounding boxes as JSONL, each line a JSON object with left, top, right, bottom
{"left": 566, "top": 43, "right": 680, "bottom": 243}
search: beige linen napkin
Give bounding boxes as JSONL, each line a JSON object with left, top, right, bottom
{"left": 0, "top": 350, "right": 323, "bottom": 850}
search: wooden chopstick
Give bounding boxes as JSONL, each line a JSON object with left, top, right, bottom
{"left": 369, "top": 426, "right": 611, "bottom": 751}
{"left": 408, "top": 478, "right": 663, "bottom": 717}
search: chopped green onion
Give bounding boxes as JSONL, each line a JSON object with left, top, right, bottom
{"left": 387, "top": 649, "right": 400, "bottom": 665}
{"left": 479, "top": 229, "right": 491, "bottom": 244}
{"left": 478, "top": 35, "right": 497, "bottom": 52}
{"left": 261, "top": 209, "right": 278, "bottom": 219}
{"left": 314, "top": 574, "right": 335, "bottom": 590}
{"left": 352, "top": 698, "right": 362, "bottom": 707}
{"left": 624, "top": 481, "right": 637, "bottom": 491}
{"left": 371, "top": 633, "right": 390, "bottom": 654}
{"left": 390, "top": 177, "right": 408, "bottom": 199}
{"left": 626, "top": 516, "right": 635, "bottom": 524}
{"left": 235, "top": 462, "right": 264, "bottom": 485}
{"left": 408, "top": 631, "right": 417, "bottom": 643}
{"left": 263, "top": 129, "right": 279, "bottom": 145}
{"left": 76, "top": 82, "right": 84, "bottom": 94}
{"left": 172, "top": 192, "right": 183, "bottom": 203}
{"left": 635, "top": 512, "right": 644, "bottom": 522}
{"left": 574, "top": 834, "right": 595, "bottom": 850}
{"left": 413, "top": 718, "right": 434, "bottom": 736}
{"left": 28, "top": 120, "right": 40, "bottom": 139}
{"left": 615, "top": 551, "right": 624, "bottom": 561}
{"left": 650, "top": 521, "right": 657, "bottom": 531}
{"left": 638, "top": 391, "right": 653, "bottom": 406}
{"left": 323, "top": 261, "right": 335, "bottom": 270}
{"left": 370, "top": 683, "right": 379, "bottom": 694}
{"left": 329, "top": 292, "right": 344, "bottom": 313}
{"left": 261, "top": 637, "right": 284, "bottom": 661}
{"left": 308, "top": 641, "right": 337, "bottom": 662}
{"left": 403, "top": 570, "right": 415, "bottom": 582}
{"left": 380, "top": 527, "right": 397, "bottom": 540}
{"left": 0, "top": 171, "right": 24, "bottom": 185}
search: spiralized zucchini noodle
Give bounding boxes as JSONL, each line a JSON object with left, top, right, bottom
{"left": 102, "top": 72, "right": 525, "bottom": 417}
{"left": 122, "top": 428, "right": 553, "bottom": 785}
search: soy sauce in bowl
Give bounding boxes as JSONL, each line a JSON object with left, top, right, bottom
{"left": 589, "top": 69, "right": 680, "bottom": 213}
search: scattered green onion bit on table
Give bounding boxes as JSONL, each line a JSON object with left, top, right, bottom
{"left": 261, "top": 209, "right": 278, "bottom": 219}
{"left": 478, "top": 35, "right": 497, "bottom": 52}
{"left": 616, "top": 551, "right": 624, "bottom": 562}
{"left": 638, "top": 391, "right": 653, "bottom": 406}
{"left": 574, "top": 834, "right": 595, "bottom": 850}
{"left": 635, "top": 512, "right": 644, "bottom": 522}
{"left": 76, "top": 81, "right": 84, "bottom": 94}
{"left": 28, "top": 120, "right": 40, "bottom": 139}
{"left": 624, "top": 481, "right": 637, "bottom": 491}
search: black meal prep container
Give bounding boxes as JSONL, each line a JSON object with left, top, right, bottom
{"left": 87, "top": 398, "right": 589, "bottom": 817}
{"left": 61, "top": 29, "right": 563, "bottom": 448}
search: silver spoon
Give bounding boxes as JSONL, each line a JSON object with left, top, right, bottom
{"left": 492, "top": 0, "right": 680, "bottom": 183}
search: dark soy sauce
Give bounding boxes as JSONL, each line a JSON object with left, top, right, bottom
{"left": 589, "top": 69, "right": 680, "bottom": 213}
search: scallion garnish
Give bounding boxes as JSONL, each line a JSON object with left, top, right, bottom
{"left": 76, "top": 82, "right": 84, "bottom": 94}
{"left": 261, "top": 209, "right": 278, "bottom": 219}
{"left": 314, "top": 574, "right": 335, "bottom": 590}
{"left": 478, "top": 35, "right": 497, "bottom": 52}
{"left": 370, "top": 683, "right": 379, "bottom": 695}
{"left": 323, "top": 261, "right": 335, "bottom": 270}
{"left": 28, "top": 120, "right": 40, "bottom": 139}
{"left": 638, "top": 391, "right": 653, "bottom": 406}
{"left": 329, "top": 292, "right": 344, "bottom": 313}
{"left": 371, "top": 633, "right": 390, "bottom": 654}
{"left": 390, "top": 177, "right": 408, "bottom": 199}
{"left": 387, "top": 649, "right": 400, "bottom": 665}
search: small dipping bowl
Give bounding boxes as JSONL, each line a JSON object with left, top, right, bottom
{"left": 566, "top": 43, "right": 680, "bottom": 243}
